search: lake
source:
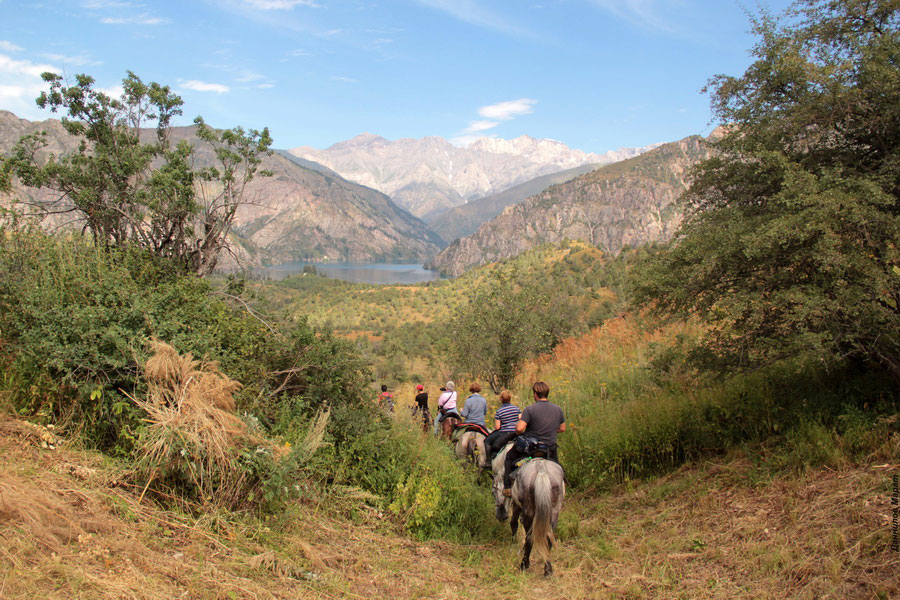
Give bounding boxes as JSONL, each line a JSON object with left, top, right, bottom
{"left": 257, "top": 262, "right": 444, "bottom": 285}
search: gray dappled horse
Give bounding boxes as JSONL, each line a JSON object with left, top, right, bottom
{"left": 455, "top": 429, "right": 487, "bottom": 468}
{"left": 492, "top": 448, "right": 565, "bottom": 576}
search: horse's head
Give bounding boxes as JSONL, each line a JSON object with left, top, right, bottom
{"left": 492, "top": 473, "right": 510, "bottom": 522}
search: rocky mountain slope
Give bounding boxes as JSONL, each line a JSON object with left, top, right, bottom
{"left": 425, "top": 135, "right": 713, "bottom": 276}
{"left": 0, "top": 110, "right": 443, "bottom": 267}
{"left": 428, "top": 163, "right": 601, "bottom": 243}
{"left": 290, "top": 134, "right": 660, "bottom": 221}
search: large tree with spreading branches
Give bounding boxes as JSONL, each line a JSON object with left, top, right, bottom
{"left": 0, "top": 71, "right": 272, "bottom": 276}
{"left": 633, "top": 0, "right": 900, "bottom": 383}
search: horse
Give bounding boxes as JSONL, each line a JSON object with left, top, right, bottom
{"left": 494, "top": 456, "right": 565, "bottom": 576}
{"left": 439, "top": 413, "right": 460, "bottom": 440}
{"left": 455, "top": 429, "right": 487, "bottom": 468}
{"left": 410, "top": 405, "right": 431, "bottom": 433}
{"left": 491, "top": 441, "right": 515, "bottom": 521}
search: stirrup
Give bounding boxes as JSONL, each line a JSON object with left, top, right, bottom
{"left": 502, "top": 488, "right": 512, "bottom": 497}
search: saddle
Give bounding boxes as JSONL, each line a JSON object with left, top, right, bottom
{"left": 454, "top": 422, "right": 490, "bottom": 437}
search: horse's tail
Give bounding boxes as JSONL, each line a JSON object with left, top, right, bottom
{"left": 474, "top": 433, "right": 487, "bottom": 468}
{"left": 531, "top": 466, "right": 555, "bottom": 564}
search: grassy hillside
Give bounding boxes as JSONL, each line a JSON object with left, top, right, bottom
{"left": 251, "top": 240, "right": 623, "bottom": 382}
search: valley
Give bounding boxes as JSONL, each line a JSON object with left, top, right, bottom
{"left": 1, "top": 2, "right": 898, "bottom": 597}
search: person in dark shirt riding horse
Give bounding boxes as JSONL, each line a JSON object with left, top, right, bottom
{"left": 502, "top": 381, "right": 565, "bottom": 497}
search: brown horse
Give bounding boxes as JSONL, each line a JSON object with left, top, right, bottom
{"left": 494, "top": 457, "right": 565, "bottom": 576}
{"left": 439, "top": 414, "right": 460, "bottom": 439}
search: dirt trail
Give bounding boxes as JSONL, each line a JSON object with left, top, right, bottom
{"left": 1, "top": 419, "right": 897, "bottom": 600}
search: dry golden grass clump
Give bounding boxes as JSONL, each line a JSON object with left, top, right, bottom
{"left": 132, "top": 340, "right": 269, "bottom": 509}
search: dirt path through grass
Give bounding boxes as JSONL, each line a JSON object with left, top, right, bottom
{"left": 1, "top": 420, "right": 896, "bottom": 599}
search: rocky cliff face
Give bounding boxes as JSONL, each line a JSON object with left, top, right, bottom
{"left": 425, "top": 135, "right": 713, "bottom": 277}
{"left": 290, "top": 134, "right": 660, "bottom": 220}
{"left": 0, "top": 110, "right": 443, "bottom": 268}
{"left": 428, "top": 163, "right": 601, "bottom": 244}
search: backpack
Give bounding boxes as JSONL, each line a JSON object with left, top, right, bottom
{"left": 514, "top": 434, "right": 549, "bottom": 455}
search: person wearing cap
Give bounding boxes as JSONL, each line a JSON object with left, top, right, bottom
{"left": 433, "top": 381, "right": 459, "bottom": 435}
{"left": 414, "top": 384, "right": 428, "bottom": 411}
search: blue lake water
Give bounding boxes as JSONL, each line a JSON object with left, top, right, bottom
{"left": 258, "top": 262, "right": 444, "bottom": 285}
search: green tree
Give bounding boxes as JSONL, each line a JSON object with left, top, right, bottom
{"left": 0, "top": 71, "right": 272, "bottom": 275}
{"left": 633, "top": 1, "right": 900, "bottom": 382}
{"left": 449, "top": 267, "right": 575, "bottom": 393}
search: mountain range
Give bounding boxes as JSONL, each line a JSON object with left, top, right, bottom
{"left": 425, "top": 134, "right": 714, "bottom": 276}
{"left": 0, "top": 111, "right": 443, "bottom": 267}
{"left": 290, "top": 134, "right": 661, "bottom": 221}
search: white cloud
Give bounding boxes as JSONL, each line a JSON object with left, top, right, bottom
{"left": 100, "top": 14, "right": 170, "bottom": 25}
{"left": 477, "top": 98, "right": 536, "bottom": 120}
{"left": 243, "top": 0, "right": 318, "bottom": 9}
{"left": 0, "top": 41, "right": 23, "bottom": 52}
{"left": 413, "top": 0, "right": 532, "bottom": 37}
{"left": 588, "top": 0, "right": 676, "bottom": 32}
{"left": 0, "top": 55, "right": 60, "bottom": 120}
{"left": 287, "top": 48, "right": 312, "bottom": 57}
{"left": 0, "top": 54, "right": 60, "bottom": 78}
{"left": 330, "top": 75, "right": 357, "bottom": 83}
{"left": 40, "top": 53, "right": 101, "bottom": 67}
{"left": 256, "top": 83, "right": 275, "bottom": 89}
{"left": 180, "top": 80, "right": 230, "bottom": 93}
{"left": 97, "top": 84, "right": 125, "bottom": 98}
{"left": 82, "top": 1, "right": 137, "bottom": 8}
{"left": 463, "top": 119, "right": 499, "bottom": 133}
{"left": 235, "top": 69, "right": 264, "bottom": 83}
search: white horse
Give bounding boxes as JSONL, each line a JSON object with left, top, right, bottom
{"left": 455, "top": 429, "right": 487, "bottom": 468}
{"left": 492, "top": 448, "right": 565, "bottom": 576}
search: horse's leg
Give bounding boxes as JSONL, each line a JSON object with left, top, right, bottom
{"left": 520, "top": 512, "right": 534, "bottom": 571}
{"left": 510, "top": 503, "right": 520, "bottom": 536}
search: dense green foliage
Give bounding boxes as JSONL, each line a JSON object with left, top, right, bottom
{"left": 633, "top": 0, "right": 900, "bottom": 383}
{"left": 256, "top": 241, "right": 620, "bottom": 385}
{"left": 0, "top": 227, "right": 367, "bottom": 453}
{"left": 0, "top": 71, "right": 272, "bottom": 275}
{"left": 449, "top": 266, "right": 577, "bottom": 392}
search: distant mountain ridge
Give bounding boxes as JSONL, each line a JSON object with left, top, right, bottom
{"left": 425, "top": 135, "right": 714, "bottom": 277}
{"left": 428, "top": 163, "right": 601, "bottom": 244}
{"left": 0, "top": 110, "right": 442, "bottom": 268}
{"left": 290, "top": 134, "right": 661, "bottom": 220}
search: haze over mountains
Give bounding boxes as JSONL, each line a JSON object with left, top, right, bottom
{"left": 290, "top": 134, "right": 661, "bottom": 221}
{"left": 0, "top": 111, "right": 442, "bottom": 267}
{"left": 426, "top": 135, "right": 714, "bottom": 276}
{"left": 1, "top": 109, "right": 711, "bottom": 277}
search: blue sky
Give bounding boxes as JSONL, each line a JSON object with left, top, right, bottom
{"left": 1, "top": 0, "right": 792, "bottom": 153}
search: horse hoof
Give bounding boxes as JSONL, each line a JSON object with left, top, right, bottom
{"left": 543, "top": 564, "right": 553, "bottom": 577}
{"left": 519, "top": 561, "right": 529, "bottom": 572}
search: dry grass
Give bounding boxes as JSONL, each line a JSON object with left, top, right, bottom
{"left": 131, "top": 340, "right": 268, "bottom": 509}
{"left": 3, "top": 412, "right": 896, "bottom": 600}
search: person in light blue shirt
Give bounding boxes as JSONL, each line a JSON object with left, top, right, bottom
{"left": 459, "top": 382, "right": 488, "bottom": 427}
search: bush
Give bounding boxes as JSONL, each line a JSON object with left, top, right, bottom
{"left": 520, "top": 317, "right": 898, "bottom": 490}
{"left": 325, "top": 417, "right": 504, "bottom": 542}
{"left": 0, "top": 228, "right": 369, "bottom": 455}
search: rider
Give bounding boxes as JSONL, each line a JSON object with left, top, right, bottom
{"left": 433, "top": 381, "right": 459, "bottom": 434}
{"left": 414, "top": 384, "right": 428, "bottom": 412}
{"left": 379, "top": 384, "right": 394, "bottom": 413}
{"left": 502, "top": 381, "right": 565, "bottom": 497}
{"left": 482, "top": 389, "right": 520, "bottom": 461}
{"left": 459, "top": 382, "right": 487, "bottom": 427}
